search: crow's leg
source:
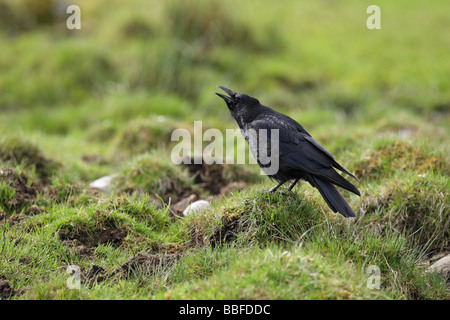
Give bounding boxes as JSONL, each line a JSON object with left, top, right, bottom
{"left": 287, "top": 178, "right": 300, "bottom": 191}
{"left": 268, "top": 181, "right": 285, "bottom": 193}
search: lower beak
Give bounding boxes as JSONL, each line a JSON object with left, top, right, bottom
{"left": 215, "top": 92, "right": 232, "bottom": 104}
{"left": 215, "top": 85, "right": 236, "bottom": 104}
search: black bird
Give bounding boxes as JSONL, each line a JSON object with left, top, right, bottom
{"left": 216, "top": 86, "right": 360, "bottom": 217}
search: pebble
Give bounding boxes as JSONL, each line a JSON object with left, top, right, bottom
{"left": 183, "top": 200, "right": 211, "bottom": 216}
{"left": 89, "top": 174, "right": 118, "bottom": 192}
{"left": 426, "top": 254, "right": 450, "bottom": 278}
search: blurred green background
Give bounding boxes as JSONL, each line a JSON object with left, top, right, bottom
{"left": 1, "top": 0, "right": 448, "bottom": 165}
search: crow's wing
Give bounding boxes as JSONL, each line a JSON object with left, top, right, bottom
{"left": 249, "top": 113, "right": 360, "bottom": 195}
{"left": 302, "top": 134, "right": 359, "bottom": 182}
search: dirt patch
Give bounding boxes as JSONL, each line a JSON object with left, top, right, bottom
{"left": 219, "top": 181, "right": 249, "bottom": 194}
{"left": 183, "top": 157, "right": 251, "bottom": 195}
{"left": 0, "top": 205, "right": 44, "bottom": 226}
{"left": 0, "top": 137, "right": 58, "bottom": 181}
{"left": 0, "top": 212, "right": 27, "bottom": 226}
{"left": 209, "top": 209, "right": 250, "bottom": 248}
{"left": 0, "top": 214, "right": 27, "bottom": 226}
{"left": 64, "top": 239, "right": 95, "bottom": 258}
{"left": 0, "top": 168, "right": 38, "bottom": 214}
{"left": 162, "top": 187, "right": 196, "bottom": 208}
{"left": 184, "top": 161, "right": 229, "bottom": 195}
{"left": 85, "top": 264, "right": 108, "bottom": 284}
{"left": 170, "top": 193, "right": 198, "bottom": 217}
{"left": 59, "top": 226, "right": 128, "bottom": 248}
{"left": 114, "top": 252, "right": 180, "bottom": 278}
{"left": 118, "top": 156, "right": 253, "bottom": 218}
{"left": 25, "top": 205, "right": 45, "bottom": 216}
{"left": 0, "top": 279, "right": 17, "bottom": 300}
{"left": 75, "top": 253, "right": 180, "bottom": 285}
{"left": 0, "top": 168, "right": 58, "bottom": 216}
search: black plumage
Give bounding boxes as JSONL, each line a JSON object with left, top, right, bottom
{"left": 216, "top": 86, "right": 360, "bottom": 217}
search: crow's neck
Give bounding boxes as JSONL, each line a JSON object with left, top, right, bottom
{"left": 232, "top": 106, "right": 265, "bottom": 129}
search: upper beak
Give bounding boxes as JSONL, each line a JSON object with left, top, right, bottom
{"left": 215, "top": 85, "right": 236, "bottom": 105}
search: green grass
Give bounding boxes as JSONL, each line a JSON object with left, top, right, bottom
{"left": 160, "top": 245, "right": 392, "bottom": 300}
{"left": 0, "top": 0, "right": 449, "bottom": 300}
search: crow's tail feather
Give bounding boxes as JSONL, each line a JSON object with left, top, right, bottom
{"left": 310, "top": 176, "right": 356, "bottom": 218}
{"left": 318, "top": 168, "right": 360, "bottom": 197}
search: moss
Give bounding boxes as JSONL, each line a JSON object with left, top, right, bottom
{"left": 355, "top": 140, "right": 448, "bottom": 180}
{"left": 205, "top": 191, "right": 319, "bottom": 248}
{"left": 56, "top": 207, "right": 133, "bottom": 249}
{"left": 359, "top": 176, "right": 449, "bottom": 252}
{"left": 114, "top": 117, "right": 177, "bottom": 156}
{"left": 117, "top": 151, "right": 191, "bottom": 197}
{"left": 0, "top": 137, "right": 58, "bottom": 180}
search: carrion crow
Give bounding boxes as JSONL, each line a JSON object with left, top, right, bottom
{"left": 216, "top": 86, "right": 360, "bottom": 217}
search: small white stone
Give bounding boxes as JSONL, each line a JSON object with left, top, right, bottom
{"left": 426, "top": 254, "right": 450, "bottom": 278}
{"left": 89, "top": 174, "right": 118, "bottom": 192}
{"left": 183, "top": 200, "right": 211, "bottom": 216}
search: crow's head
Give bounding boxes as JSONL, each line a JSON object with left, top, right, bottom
{"left": 215, "top": 86, "right": 260, "bottom": 113}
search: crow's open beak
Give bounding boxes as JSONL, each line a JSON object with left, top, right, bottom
{"left": 215, "top": 85, "right": 236, "bottom": 106}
